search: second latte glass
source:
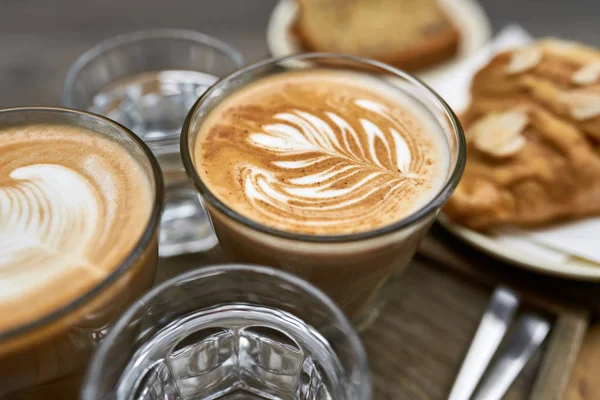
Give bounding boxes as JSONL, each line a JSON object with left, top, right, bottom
{"left": 0, "top": 107, "right": 163, "bottom": 399}
{"left": 181, "top": 54, "right": 466, "bottom": 327}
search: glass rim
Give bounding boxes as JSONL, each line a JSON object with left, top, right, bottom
{"left": 180, "top": 52, "right": 466, "bottom": 243}
{"left": 83, "top": 263, "right": 371, "bottom": 399}
{"left": 0, "top": 106, "right": 164, "bottom": 342}
{"left": 62, "top": 28, "right": 246, "bottom": 109}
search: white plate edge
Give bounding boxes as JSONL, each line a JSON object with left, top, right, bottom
{"left": 438, "top": 214, "right": 600, "bottom": 280}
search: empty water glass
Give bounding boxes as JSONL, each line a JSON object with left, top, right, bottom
{"left": 63, "top": 29, "right": 245, "bottom": 257}
{"left": 82, "top": 264, "right": 371, "bottom": 400}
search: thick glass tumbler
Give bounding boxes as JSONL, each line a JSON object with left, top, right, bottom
{"left": 181, "top": 54, "right": 466, "bottom": 328}
{"left": 63, "top": 29, "right": 245, "bottom": 257}
{"left": 82, "top": 264, "right": 371, "bottom": 400}
{"left": 0, "top": 107, "right": 163, "bottom": 399}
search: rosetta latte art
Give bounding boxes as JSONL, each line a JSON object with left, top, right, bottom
{"left": 196, "top": 70, "right": 447, "bottom": 235}
{"left": 242, "top": 100, "right": 424, "bottom": 230}
{"left": 0, "top": 163, "right": 111, "bottom": 301}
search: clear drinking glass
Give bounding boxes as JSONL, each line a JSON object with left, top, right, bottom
{"left": 82, "top": 264, "right": 371, "bottom": 400}
{"left": 0, "top": 107, "right": 163, "bottom": 399}
{"left": 63, "top": 29, "right": 245, "bottom": 257}
{"left": 181, "top": 53, "right": 466, "bottom": 328}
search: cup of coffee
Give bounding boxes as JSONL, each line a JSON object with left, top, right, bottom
{"left": 0, "top": 107, "right": 163, "bottom": 398}
{"left": 181, "top": 54, "right": 466, "bottom": 327}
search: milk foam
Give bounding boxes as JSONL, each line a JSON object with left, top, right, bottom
{"left": 0, "top": 124, "right": 152, "bottom": 331}
{"left": 0, "top": 164, "right": 103, "bottom": 301}
{"left": 196, "top": 70, "right": 449, "bottom": 235}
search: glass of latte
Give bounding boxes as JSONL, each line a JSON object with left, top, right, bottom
{"left": 0, "top": 107, "right": 163, "bottom": 398}
{"left": 181, "top": 54, "right": 466, "bottom": 327}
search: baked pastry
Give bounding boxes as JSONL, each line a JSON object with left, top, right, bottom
{"left": 292, "top": 0, "right": 460, "bottom": 71}
{"left": 445, "top": 39, "right": 600, "bottom": 230}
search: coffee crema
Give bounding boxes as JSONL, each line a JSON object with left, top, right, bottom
{"left": 195, "top": 70, "right": 449, "bottom": 235}
{"left": 0, "top": 124, "right": 153, "bottom": 333}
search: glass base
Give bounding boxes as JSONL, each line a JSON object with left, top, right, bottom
{"left": 217, "top": 391, "right": 273, "bottom": 399}
{"left": 119, "top": 304, "right": 341, "bottom": 400}
{"left": 159, "top": 183, "right": 217, "bottom": 257}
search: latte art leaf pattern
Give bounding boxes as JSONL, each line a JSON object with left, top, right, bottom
{"left": 196, "top": 70, "right": 446, "bottom": 235}
{"left": 250, "top": 101, "right": 416, "bottom": 174}
{"left": 240, "top": 99, "right": 430, "bottom": 231}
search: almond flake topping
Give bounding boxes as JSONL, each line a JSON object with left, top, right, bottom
{"left": 559, "top": 89, "right": 600, "bottom": 120}
{"left": 469, "top": 110, "right": 529, "bottom": 157}
{"left": 505, "top": 47, "right": 542, "bottom": 75}
{"left": 572, "top": 61, "right": 600, "bottom": 85}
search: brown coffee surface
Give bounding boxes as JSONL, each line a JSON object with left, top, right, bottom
{"left": 195, "top": 70, "right": 449, "bottom": 235}
{"left": 0, "top": 124, "right": 153, "bottom": 334}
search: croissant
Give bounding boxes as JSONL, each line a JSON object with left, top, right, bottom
{"left": 445, "top": 39, "right": 600, "bottom": 230}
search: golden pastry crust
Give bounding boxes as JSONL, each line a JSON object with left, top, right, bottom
{"left": 445, "top": 39, "right": 600, "bottom": 230}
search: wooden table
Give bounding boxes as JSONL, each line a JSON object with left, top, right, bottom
{"left": 1, "top": 1, "right": 599, "bottom": 398}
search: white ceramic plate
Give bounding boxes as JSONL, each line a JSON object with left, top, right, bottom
{"left": 266, "top": 0, "right": 492, "bottom": 84}
{"left": 438, "top": 214, "right": 600, "bottom": 281}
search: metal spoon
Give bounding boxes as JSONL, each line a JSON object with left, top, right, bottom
{"left": 448, "top": 286, "right": 520, "bottom": 400}
{"left": 473, "top": 313, "right": 551, "bottom": 400}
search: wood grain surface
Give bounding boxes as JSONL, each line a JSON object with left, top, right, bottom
{"left": 363, "top": 260, "right": 547, "bottom": 400}
{"left": 565, "top": 324, "right": 600, "bottom": 400}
